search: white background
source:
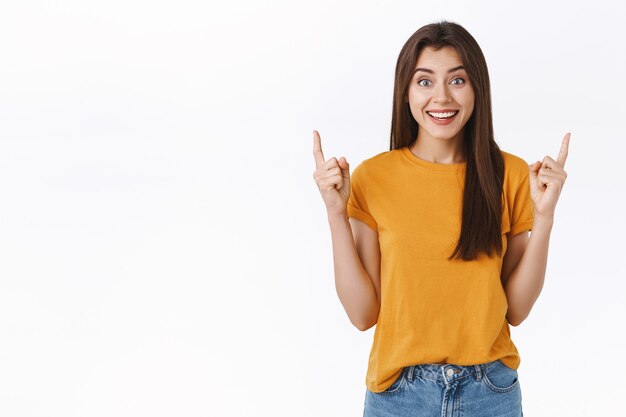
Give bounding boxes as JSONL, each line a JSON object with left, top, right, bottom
{"left": 0, "top": 1, "right": 624, "bottom": 416}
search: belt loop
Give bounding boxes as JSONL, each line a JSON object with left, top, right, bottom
{"left": 407, "top": 365, "right": 414, "bottom": 382}
{"left": 474, "top": 364, "right": 483, "bottom": 381}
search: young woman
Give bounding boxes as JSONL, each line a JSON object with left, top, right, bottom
{"left": 312, "top": 21, "right": 569, "bottom": 416}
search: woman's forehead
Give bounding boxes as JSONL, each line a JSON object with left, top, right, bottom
{"left": 415, "top": 46, "right": 463, "bottom": 68}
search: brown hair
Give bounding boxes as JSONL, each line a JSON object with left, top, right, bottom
{"left": 390, "top": 20, "right": 505, "bottom": 261}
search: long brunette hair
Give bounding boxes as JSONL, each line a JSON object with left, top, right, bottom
{"left": 390, "top": 20, "right": 505, "bottom": 261}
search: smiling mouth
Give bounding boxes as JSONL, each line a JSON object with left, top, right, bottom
{"left": 426, "top": 110, "right": 459, "bottom": 119}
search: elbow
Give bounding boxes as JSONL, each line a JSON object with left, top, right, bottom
{"left": 352, "top": 311, "right": 378, "bottom": 332}
{"left": 507, "top": 313, "right": 526, "bottom": 327}
{"left": 354, "top": 317, "right": 377, "bottom": 332}
{"left": 350, "top": 301, "right": 380, "bottom": 331}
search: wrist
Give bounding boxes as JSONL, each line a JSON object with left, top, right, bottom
{"left": 533, "top": 214, "right": 554, "bottom": 229}
{"left": 327, "top": 211, "right": 348, "bottom": 224}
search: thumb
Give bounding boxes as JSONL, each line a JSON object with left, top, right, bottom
{"left": 338, "top": 156, "right": 350, "bottom": 172}
{"left": 528, "top": 161, "right": 540, "bottom": 180}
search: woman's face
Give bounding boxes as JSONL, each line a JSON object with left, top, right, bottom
{"left": 407, "top": 45, "right": 475, "bottom": 142}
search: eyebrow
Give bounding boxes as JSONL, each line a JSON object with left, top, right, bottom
{"left": 414, "top": 65, "right": 465, "bottom": 74}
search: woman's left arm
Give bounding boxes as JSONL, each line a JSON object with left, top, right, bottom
{"left": 504, "top": 132, "right": 570, "bottom": 326}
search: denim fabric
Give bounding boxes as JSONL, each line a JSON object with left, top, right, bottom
{"left": 363, "top": 359, "right": 523, "bottom": 417}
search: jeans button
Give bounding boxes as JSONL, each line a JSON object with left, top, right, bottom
{"left": 446, "top": 369, "right": 454, "bottom": 376}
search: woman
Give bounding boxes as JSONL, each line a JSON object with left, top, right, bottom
{"left": 312, "top": 20, "right": 569, "bottom": 416}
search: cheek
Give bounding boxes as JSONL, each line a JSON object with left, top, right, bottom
{"left": 409, "top": 104, "right": 426, "bottom": 121}
{"left": 408, "top": 91, "right": 428, "bottom": 112}
{"left": 453, "top": 94, "right": 474, "bottom": 115}
{"left": 465, "top": 97, "right": 475, "bottom": 116}
{"left": 461, "top": 89, "right": 475, "bottom": 110}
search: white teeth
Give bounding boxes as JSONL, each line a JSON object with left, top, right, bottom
{"left": 427, "top": 111, "right": 458, "bottom": 119}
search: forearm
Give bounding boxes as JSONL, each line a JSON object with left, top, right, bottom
{"left": 328, "top": 213, "right": 379, "bottom": 331}
{"left": 504, "top": 216, "right": 554, "bottom": 326}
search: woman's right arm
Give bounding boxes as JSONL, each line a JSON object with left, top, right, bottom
{"left": 328, "top": 213, "right": 381, "bottom": 331}
{"left": 312, "top": 130, "right": 380, "bottom": 331}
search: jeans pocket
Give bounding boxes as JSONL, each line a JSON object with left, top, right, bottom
{"left": 379, "top": 368, "right": 407, "bottom": 394}
{"left": 481, "top": 360, "right": 520, "bottom": 393}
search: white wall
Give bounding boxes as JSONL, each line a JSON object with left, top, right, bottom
{"left": 0, "top": 0, "right": 623, "bottom": 416}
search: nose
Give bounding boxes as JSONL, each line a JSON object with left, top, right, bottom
{"left": 433, "top": 84, "right": 452, "bottom": 104}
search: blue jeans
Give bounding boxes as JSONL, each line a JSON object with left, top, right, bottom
{"left": 363, "top": 359, "right": 523, "bottom": 417}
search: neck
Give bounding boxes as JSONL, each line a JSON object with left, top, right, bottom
{"left": 410, "top": 131, "right": 466, "bottom": 164}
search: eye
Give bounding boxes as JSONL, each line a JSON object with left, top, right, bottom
{"left": 451, "top": 77, "right": 465, "bottom": 85}
{"left": 417, "top": 79, "right": 431, "bottom": 87}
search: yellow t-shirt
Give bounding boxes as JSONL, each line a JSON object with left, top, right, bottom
{"left": 346, "top": 146, "right": 534, "bottom": 393}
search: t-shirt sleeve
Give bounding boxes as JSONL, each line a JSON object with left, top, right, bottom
{"left": 509, "top": 161, "right": 534, "bottom": 236}
{"left": 346, "top": 163, "right": 379, "bottom": 232}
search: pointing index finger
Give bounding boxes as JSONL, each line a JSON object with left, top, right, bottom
{"left": 557, "top": 132, "right": 570, "bottom": 168}
{"left": 313, "top": 130, "right": 326, "bottom": 168}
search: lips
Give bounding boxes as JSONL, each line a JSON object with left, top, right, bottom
{"left": 426, "top": 110, "right": 459, "bottom": 119}
{"left": 426, "top": 109, "right": 459, "bottom": 113}
{"left": 426, "top": 110, "right": 459, "bottom": 125}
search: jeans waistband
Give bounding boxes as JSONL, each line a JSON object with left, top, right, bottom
{"left": 405, "top": 359, "right": 499, "bottom": 385}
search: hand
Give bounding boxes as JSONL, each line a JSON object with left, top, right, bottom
{"left": 312, "top": 130, "right": 351, "bottom": 216}
{"left": 528, "top": 132, "right": 570, "bottom": 220}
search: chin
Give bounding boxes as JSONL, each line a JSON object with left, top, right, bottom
{"left": 431, "top": 131, "right": 462, "bottom": 141}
